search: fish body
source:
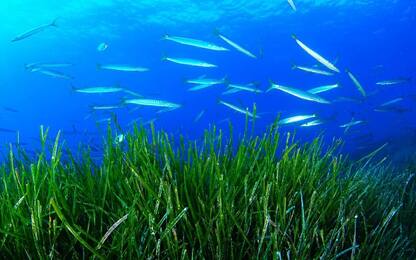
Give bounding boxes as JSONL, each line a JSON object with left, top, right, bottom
{"left": 74, "top": 86, "right": 124, "bottom": 94}
{"left": 188, "top": 84, "right": 215, "bottom": 91}
{"left": 376, "top": 79, "right": 410, "bottom": 86}
{"left": 340, "top": 120, "right": 364, "bottom": 128}
{"left": 164, "top": 35, "right": 228, "bottom": 51}
{"left": 379, "top": 98, "right": 403, "bottom": 107}
{"left": 307, "top": 84, "right": 339, "bottom": 94}
{"left": 219, "top": 100, "right": 259, "bottom": 118}
{"left": 187, "top": 77, "right": 225, "bottom": 85}
{"left": 222, "top": 88, "right": 243, "bottom": 95}
{"left": 300, "top": 119, "right": 324, "bottom": 127}
{"left": 346, "top": 70, "right": 366, "bottom": 97}
{"left": 97, "top": 42, "right": 108, "bottom": 52}
{"left": 288, "top": 0, "right": 297, "bottom": 11}
{"left": 194, "top": 110, "right": 205, "bottom": 122}
{"left": 279, "top": 114, "right": 316, "bottom": 125}
{"left": 91, "top": 105, "right": 122, "bottom": 110}
{"left": 12, "top": 19, "right": 58, "bottom": 42}
{"left": 292, "top": 35, "right": 340, "bottom": 73}
{"left": 124, "top": 98, "right": 181, "bottom": 109}
{"left": 268, "top": 83, "right": 330, "bottom": 104}
{"left": 33, "top": 69, "right": 73, "bottom": 80}
{"left": 26, "top": 62, "right": 72, "bottom": 70}
{"left": 164, "top": 57, "right": 217, "bottom": 68}
{"left": 97, "top": 64, "right": 149, "bottom": 72}
{"left": 217, "top": 33, "right": 257, "bottom": 59}
{"left": 292, "top": 65, "right": 334, "bottom": 76}
{"left": 228, "top": 83, "right": 263, "bottom": 93}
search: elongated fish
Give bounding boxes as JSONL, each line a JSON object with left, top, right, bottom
{"left": 124, "top": 99, "right": 181, "bottom": 109}
{"left": 219, "top": 100, "right": 259, "bottom": 118}
{"left": 307, "top": 83, "right": 339, "bottom": 94}
{"left": 97, "top": 64, "right": 149, "bottom": 72}
{"left": 12, "top": 19, "right": 58, "bottom": 42}
{"left": 188, "top": 84, "right": 215, "bottom": 91}
{"left": 300, "top": 119, "right": 324, "bottom": 127}
{"left": 227, "top": 83, "right": 263, "bottom": 93}
{"left": 187, "top": 77, "right": 226, "bottom": 85}
{"left": 346, "top": 70, "right": 366, "bottom": 97}
{"left": 33, "top": 69, "right": 73, "bottom": 80}
{"left": 91, "top": 105, "right": 123, "bottom": 110}
{"left": 340, "top": 120, "right": 364, "bottom": 128}
{"left": 73, "top": 86, "right": 124, "bottom": 94}
{"left": 376, "top": 78, "right": 410, "bottom": 86}
{"left": 292, "top": 35, "right": 340, "bottom": 73}
{"left": 217, "top": 32, "right": 257, "bottom": 59}
{"left": 288, "top": 0, "right": 297, "bottom": 11}
{"left": 292, "top": 65, "right": 334, "bottom": 76}
{"left": 163, "top": 57, "right": 217, "bottom": 68}
{"left": 164, "top": 35, "right": 228, "bottom": 51}
{"left": 222, "top": 88, "right": 243, "bottom": 95}
{"left": 379, "top": 98, "right": 404, "bottom": 107}
{"left": 26, "top": 62, "right": 73, "bottom": 70}
{"left": 268, "top": 83, "right": 331, "bottom": 104}
{"left": 194, "top": 110, "right": 205, "bottom": 122}
{"left": 279, "top": 114, "right": 316, "bottom": 125}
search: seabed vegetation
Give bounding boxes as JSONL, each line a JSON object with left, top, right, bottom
{"left": 0, "top": 120, "right": 415, "bottom": 259}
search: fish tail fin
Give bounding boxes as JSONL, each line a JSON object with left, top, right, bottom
{"left": 50, "top": 18, "right": 59, "bottom": 27}
{"left": 266, "top": 80, "right": 275, "bottom": 92}
{"left": 161, "top": 53, "right": 168, "bottom": 61}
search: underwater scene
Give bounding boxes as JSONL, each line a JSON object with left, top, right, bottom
{"left": 0, "top": 0, "right": 416, "bottom": 258}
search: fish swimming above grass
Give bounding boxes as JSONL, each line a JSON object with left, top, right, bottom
{"left": 300, "top": 119, "right": 324, "bottom": 127}
{"left": 124, "top": 98, "right": 181, "bottom": 109}
{"left": 379, "top": 97, "right": 404, "bottom": 107}
{"left": 194, "top": 110, "right": 205, "bottom": 123}
{"left": 268, "top": 83, "right": 331, "bottom": 104}
{"left": 11, "top": 18, "right": 58, "bottom": 42}
{"left": 97, "top": 64, "right": 149, "bottom": 72}
{"left": 287, "top": 0, "right": 297, "bottom": 11}
{"left": 90, "top": 105, "right": 123, "bottom": 111}
{"left": 163, "top": 56, "right": 217, "bottom": 68}
{"left": 73, "top": 86, "right": 124, "bottom": 94}
{"left": 279, "top": 114, "right": 316, "bottom": 125}
{"left": 376, "top": 78, "right": 411, "bottom": 86}
{"left": 219, "top": 100, "right": 259, "bottom": 118}
{"left": 292, "top": 65, "right": 334, "bottom": 76}
{"left": 307, "top": 83, "right": 339, "bottom": 94}
{"left": 216, "top": 32, "right": 257, "bottom": 59}
{"left": 32, "top": 69, "right": 73, "bottom": 80}
{"left": 164, "top": 35, "right": 228, "bottom": 51}
{"left": 340, "top": 119, "right": 364, "bottom": 130}
{"left": 292, "top": 35, "right": 340, "bottom": 73}
{"left": 346, "top": 70, "right": 366, "bottom": 97}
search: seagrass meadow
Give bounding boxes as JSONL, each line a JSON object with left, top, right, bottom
{"left": 0, "top": 122, "right": 415, "bottom": 259}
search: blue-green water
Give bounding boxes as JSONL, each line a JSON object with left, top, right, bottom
{"left": 0, "top": 1, "right": 415, "bottom": 163}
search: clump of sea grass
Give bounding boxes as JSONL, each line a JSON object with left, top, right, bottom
{"left": 0, "top": 122, "right": 415, "bottom": 258}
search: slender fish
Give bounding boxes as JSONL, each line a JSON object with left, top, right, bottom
{"left": 164, "top": 35, "right": 228, "bottom": 51}
{"left": 268, "top": 83, "right": 331, "bottom": 104}
{"left": 376, "top": 78, "right": 410, "bottom": 86}
{"left": 279, "top": 114, "right": 316, "bottom": 125}
{"left": 346, "top": 70, "right": 366, "bottom": 97}
{"left": 307, "top": 83, "right": 339, "bottom": 94}
{"left": 12, "top": 18, "right": 58, "bottom": 42}
{"left": 292, "top": 65, "right": 334, "bottom": 76}
{"left": 300, "top": 119, "right": 324, "bottom": 127}
{"left": 219, "top": 100, "right": 259, "bottom": 118}
{"left": 187, "top": 77, "right": 226, "bottom": 85}
{"left": 33, "top": 69, "right": 73, "bottom": 80}
{"left": 292, "top": 35, "right": 340, "bottom": 73}
{"left": 26, "top": 62, "right": 73, "bottom": 70}
{"left": 97, "top": 64, "right": 149, "bottom": 72}
{"left": 217, "top": 32, "right": 257, "bottom": 59}
{"left": 73, "top": 86, "right": 124, "bottom": 94}
{"left": 124, "top": 99, "right": 181, "bottom": 109}
{"left": 379, "top": 98, "right": 404, "bottom": 107}
{"left": 287, "top": 0, "right": 297, "bottom": 11}
{"left": 188, "top": 84, "right": 215, "bottom": 91}
{"left": 163, "top": 57, "right": 217, "bottom": 68}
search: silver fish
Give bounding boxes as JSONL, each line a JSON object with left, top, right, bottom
{"left": 376, "top": 79, "right": 410, "bottom": 86}
{"left": 268, "top": 83, "right": 330, "bottom": 104}
{"left": 194, "top": 110, "right": 205, "bottom": 122}
{"left": 346, "top": 70, "right": 366, "bottom": 97}
{"left": 379, "top": 98, "right": 404, "bottom": 107}
{"left": 227, "top": 83, "right": 263, "bottom": 93}
{"left": 292, "top": 35, "right": 340, "bottom": 73}
{"left": 163, "top": 57, "right": 217, "bottom": 68}
{"left": 97, "top": 64, "right": 149, "bottom": 72}
{"left": 300, "top": 119, "right": 324, "bottom": 127}
{"left": 186, "top": 77, "right": 226, "bottom": 85}
{"left": 279, "top": 114, "right": 316, "bottom": 125}
{"left": 219, "top": 100, "right": 259, "bottom": 118}
{"left": 26, "top": 62, "right": 73, "bottom": 70}
{"left": 188, "top": 84, "right": 215, "bottom": 91}
{"left": 288, "top": 0, "right": 297, "bottom": 11}
{"left": 307, "top": 84, "right": 339, "bottom": 94}
{"left": 292, "top": 65, "right": 334, "bottom": 76}
{"left": 73, "top": 86, "right": 124, "bottom": 94}
{"left": 33, "top": 69, "right": 73, "bottom": 80}
{"left": 124, "top": 98, "right": 181, "bottom": 109}
{"left": 12, "top": 18, "right": 58, "bottom": 42}
{"left": 97, "top": 42, "right": 108, "bottom": 52}
{"left": 164, "top": 35, "right": 228, "bottom": 51}
{"left": 217, "top": 32, "right": 257, "bottom": 59}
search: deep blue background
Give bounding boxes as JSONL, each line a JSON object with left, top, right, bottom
{"left": 0, "top": 1, "right": 415, "bottom": 163}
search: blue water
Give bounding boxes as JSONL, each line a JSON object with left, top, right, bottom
{"left": 0, "top": 1, "right": 415, "bottom": 163}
